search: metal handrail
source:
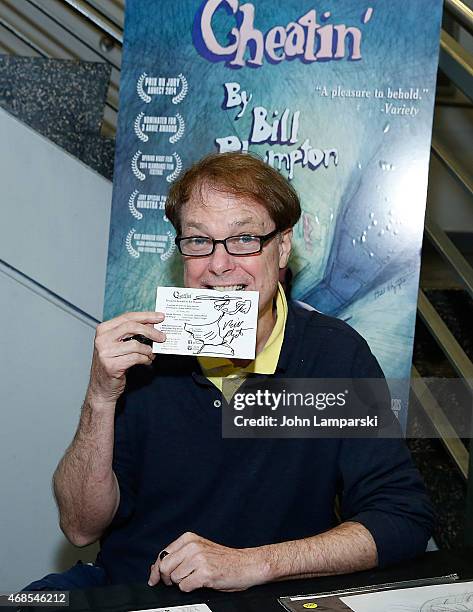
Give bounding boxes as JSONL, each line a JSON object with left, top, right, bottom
{"left": 411, "top": 367, "right": 469, "bottom": 479}
{"left": 62, "top": 0, "right": 123, "bottom": 44}
{"left": 431, "top": 137, "right": 473, "bottom": 199}
{"left": 418, "top": 291, "right": 473, "bottom": 391}
{"left": 445, "top": 0, "right": 473, "bottom": 37}
{"left": 0, "top": 257, "right": 99, "bottom": 328}
{"left": 440, "top": 30, "right": 473, "bottom": 101}
{"left": 425, "top": 217, "right": 473, "bottom": 301}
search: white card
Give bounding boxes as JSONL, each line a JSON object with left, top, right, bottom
{"left": 153, "top": 286, "right": 259, "bottom": 359}
{"left": 129, "top": 604, "right": 213, "bottom": 612}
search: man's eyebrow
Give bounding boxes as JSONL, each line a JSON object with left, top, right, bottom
{"left": 185, "top": 218, "right": 261, "bottom": 230}
{"left": 231, "top": 218, "right": 259, "bottom": 227}
{"left": 185, "top": 221, "right": 206, "bottom": 231}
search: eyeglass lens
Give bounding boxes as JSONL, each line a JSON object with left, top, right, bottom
{"left": 179, "top": 235, "right": 261, "bottom": 255}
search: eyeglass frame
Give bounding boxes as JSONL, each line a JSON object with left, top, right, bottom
{"left": 174, "top": 228, "right": 280, "bottom": 257}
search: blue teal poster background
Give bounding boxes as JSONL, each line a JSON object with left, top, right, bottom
{"left": 104, "top": 0, "right": 443, "bottom": 427}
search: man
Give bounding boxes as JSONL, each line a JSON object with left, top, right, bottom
{"left": 53, "top": 152, "right": 433, "bottom": 592}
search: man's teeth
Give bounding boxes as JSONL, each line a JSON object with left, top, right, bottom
{"left": 210, "top": 285, "right": 245, "bottom": 291}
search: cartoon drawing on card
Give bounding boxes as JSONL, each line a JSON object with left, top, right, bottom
{"left": 184, "top": 295, "right": 253, "bottom": 356}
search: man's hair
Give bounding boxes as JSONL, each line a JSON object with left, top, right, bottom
{"left": 165, "top": 152, "right": 301, "bottom": 235}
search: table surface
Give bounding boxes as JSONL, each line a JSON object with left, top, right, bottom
{"left": 27, "top": 548, "right": 473, "bottom": 612}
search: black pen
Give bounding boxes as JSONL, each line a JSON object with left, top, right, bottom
{"left": 123, "top": 334, "right": 153, "bottom": 347}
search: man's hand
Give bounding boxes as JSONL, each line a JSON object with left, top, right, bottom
{"left": 148, "top": 532, "right": 270, "bottom": 592}
{"left": 147, "top": 523, "right": 378, "bottom": 592}
{"left": 87, "top": 311, "right": 166, "bottom": 407}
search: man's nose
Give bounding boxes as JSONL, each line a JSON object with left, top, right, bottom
{"left": 207, "top": 242, "right": 235, "bottom": 275}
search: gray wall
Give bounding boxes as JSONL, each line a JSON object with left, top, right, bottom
{"left": 0, "top": 107, "right": 112, "bottom": 591}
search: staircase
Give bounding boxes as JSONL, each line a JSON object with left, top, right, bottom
{"left": 409, "top": 239, "right": 473, "bottom": 548}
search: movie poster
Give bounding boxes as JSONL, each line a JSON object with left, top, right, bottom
{"left": 104, "top": 0, "right": 443, "bottom": 426}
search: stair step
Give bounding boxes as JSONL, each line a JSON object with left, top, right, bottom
{"left": 0, "top": 56, "right": 111, "bottom": 134}
{"left": 0, "top": 55, "right": 113, "bottom": 177}
{"left": 424, "top": 289, "right": 473, "bottom": 362}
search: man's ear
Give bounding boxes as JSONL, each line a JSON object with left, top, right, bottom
{"left": 278, "top": 228, "right": 293, "bottom": 269}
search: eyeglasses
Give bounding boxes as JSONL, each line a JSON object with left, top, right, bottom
{"left": 175, "top": 229, "right": 279, "bottom": 257}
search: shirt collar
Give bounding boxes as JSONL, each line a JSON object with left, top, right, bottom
{"left": 197, "top": 282, "right": 288, "bottom": 383}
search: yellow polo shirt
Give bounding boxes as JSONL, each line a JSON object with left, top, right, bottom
{"left": 197, "top": 282, "right": 288, "bottom": 395}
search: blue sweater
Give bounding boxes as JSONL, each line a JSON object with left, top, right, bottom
{"left": 99, "top": 301, "right": 433, "bottom": 584}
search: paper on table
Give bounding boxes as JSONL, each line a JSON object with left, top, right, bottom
{"left": 153, "top": 286, "right": 259, "bottom": 359}
{"left": 129, "top": 604, "right": 213, "bottom": 612}
{"left": 341, "top": 580, "right": 473, "bottom": 612}
{"left": 278, "top": 574, "right": 459, "bottom": 612}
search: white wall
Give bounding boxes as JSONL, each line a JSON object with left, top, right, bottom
{"left": 0, "top": 107, "right": 112, "bottom": 591}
